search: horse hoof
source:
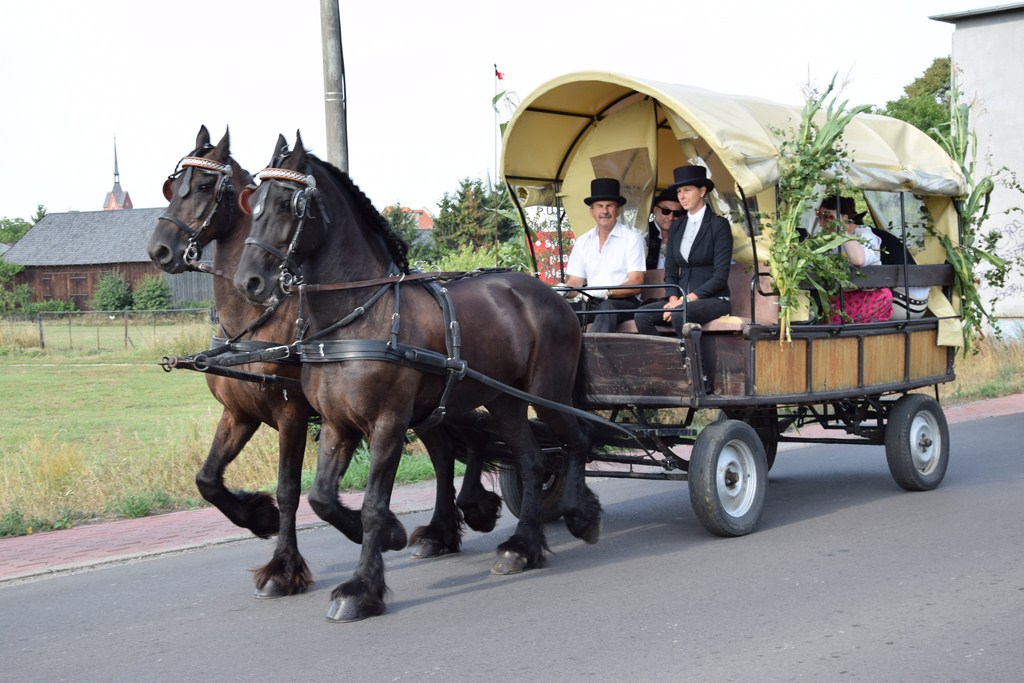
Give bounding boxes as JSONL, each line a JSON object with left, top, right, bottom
{"left": 326, "top": 597, "right": 385, "bottom": 623}
{"left": 253, "top": 579, "right": 289, "bottom": 599}
{"left": 491, "top": 549, "right": 528, "bottom": 575}
{"left": 411, "top": 540, "right": 456, "bottom": 559}
{"left": 580, "top": 517, "right": 602, "bottom": 545}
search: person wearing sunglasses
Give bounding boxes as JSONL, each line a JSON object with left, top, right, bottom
{"left": 816, "top": 195, "right": 893, "bottom": 323}
{"left": 647, "top": 188, "right": 684, "bottom": 270}
{"left": 634, "top": 165, "right": 733, "bottom": 336}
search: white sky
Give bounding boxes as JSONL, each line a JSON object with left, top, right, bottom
{"left": 0, "top": 0, "right": 976, "bottom": 222}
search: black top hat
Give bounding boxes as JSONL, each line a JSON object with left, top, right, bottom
{"left": 652, "top": 187, "right": 679, "bottom": 206}
{"left": 584, "top": 178, "right": 627, "bottom": 206}
{"left": 668, "top": 165, "right": 715, "bottom": 193}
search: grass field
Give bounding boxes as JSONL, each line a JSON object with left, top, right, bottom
{"left": 1, "top": 319, "right": 1022, "bottom": 537}
{"left": 0, "top": 319, "right": 442, "bottom": 536}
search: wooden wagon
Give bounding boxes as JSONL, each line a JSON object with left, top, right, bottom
{"left": 495, "top": 72, "right": 966, "bottom": 536}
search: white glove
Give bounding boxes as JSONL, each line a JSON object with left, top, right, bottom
{"left": 586, "top": 289, "right": 608, "bottom": 300}
{"left": 552, "top": 283, "right": 580, "bottom": 301}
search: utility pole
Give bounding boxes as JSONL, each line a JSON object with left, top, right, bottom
{"left": 320, "top": 0, "right": 349, "bottom": 172}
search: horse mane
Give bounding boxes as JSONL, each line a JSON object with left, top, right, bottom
{"left": 307, "top": 152, "right": 411, "bottom": 274}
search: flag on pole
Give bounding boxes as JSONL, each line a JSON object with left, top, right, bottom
{"left": 494, "top": 65, "right": 504, "bottom": 80}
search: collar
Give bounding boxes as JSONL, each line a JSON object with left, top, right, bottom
{"left": 687, "top": 205, "right": 706, "bottom": 228}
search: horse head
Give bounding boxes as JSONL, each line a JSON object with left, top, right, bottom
{"left": 147, "top": 125, "right": 249, "bottom": 274}
{"left": 234, "top": 131, "right": 409, "bottom": 306}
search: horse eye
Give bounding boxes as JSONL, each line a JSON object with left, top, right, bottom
{"left": 197, "top": 183, "right": 213, "bottom": 193}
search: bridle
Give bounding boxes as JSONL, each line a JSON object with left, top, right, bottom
{"left": 244, "top": 166, "right": 330, "bottom": 294}
{"left": 158, "top": 154, "right": 236, "bottom": 268}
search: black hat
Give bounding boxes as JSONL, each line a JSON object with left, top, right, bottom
{"left": 584, "top": 178, "right": 627, "bottom": 206}
{"left": 652, "top": 188, "right": 679, "bottom": 206}
{"left": 668, "top": 165, "right": 715, "bottom": 193}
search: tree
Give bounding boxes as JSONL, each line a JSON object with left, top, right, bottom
{"left": 132, "top": 274, "right": 172, "bottom": 310}
{"left": 432, "top": 178, "right": 519, "bottom": 254}
{"left": 31, "top": 205, "right": 47, "bottom": 226}
{"left": 0, "top": 217, "right": 32, "bottom": 244}
{"left": 90, "top": 272, "right": 132, "bottom": 311}
{"left": 880, "top": 57, "right": 951, "bottom": 145}
{"left": 0, "top": 258, "right": 30, "bottom": 314}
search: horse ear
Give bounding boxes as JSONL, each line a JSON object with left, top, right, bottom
{"left": 213, "top": 128, "right": 230, "bottom": 159}
{"left": 162, "top": 178, "right": 174, "bottom": 202}
{"left": 196, "top": 125, "right": 210, "bottom": 150}
{"left": 239, "top": 185, "right": 256, "bottom": 216}
{"left": 272, "top": 134, "right": 289, "bottom": 166}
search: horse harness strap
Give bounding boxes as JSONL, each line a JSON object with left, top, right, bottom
{"left": 294, "top": 276, "right": 638, "bottom": 442}
{"left": 159, "top": 154, "right": 236, "bottom": 269}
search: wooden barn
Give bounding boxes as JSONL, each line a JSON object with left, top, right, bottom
{"left": 4, "top": 208, "right": 213, "bottom": 310}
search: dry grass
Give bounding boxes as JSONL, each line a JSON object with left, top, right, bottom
{"left": 941, "top": 337, "right": 1024, "bottom": 402}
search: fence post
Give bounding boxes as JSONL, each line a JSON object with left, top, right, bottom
{"left": 37, "top": 313, "right": 45, "bottom": 349}
{"left": 124, "top": 311, "right": 129, "bottom": 349}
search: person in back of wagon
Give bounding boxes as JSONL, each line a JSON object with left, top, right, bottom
{"left": 633, "top": 165, "right": 732, "bottom": 336}
{"left": 817, "top": 195, "right": 893, "bottom": 323}
{"left": 558, "top": 178, "right": 647, "bottom": 332}
{"left": 647, "top": 187, "right": 683, "bottom": 271}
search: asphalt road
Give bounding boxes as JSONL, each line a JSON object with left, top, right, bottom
{"left": 2, "top": 414, "right": 1022, "bottom": 681}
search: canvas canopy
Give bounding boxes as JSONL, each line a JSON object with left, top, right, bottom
{"left": 500, "top": 71, "right": 967, "bottom": 346}
{"left": 500, "top": 71, "right": 965, "bottom": 241}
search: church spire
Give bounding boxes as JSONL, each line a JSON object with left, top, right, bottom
{"left": 103, "top": 135, "right": 133, "bottom": 210}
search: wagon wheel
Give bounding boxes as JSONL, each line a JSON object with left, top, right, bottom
{"left": 497, "top": 455, "right": 566, "bottom": 523}
{"left": 718, "top": 407, "right": 779, "bottom": 471}
{"left": 884, "top": 394, "right": 949, "bottom": 491}
{"left": 689, "top": 419, "right": 767, "bottom": 537}
{"left": 497, "top": 419, "right": 567, "bottom": 522}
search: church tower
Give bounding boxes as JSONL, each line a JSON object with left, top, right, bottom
{"left": 103, "top": 137, "right": 133, "bottom": 210}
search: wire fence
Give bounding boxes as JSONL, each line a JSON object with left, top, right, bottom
{"left": 0, "top": 309, "right": 217, "bottom": 353}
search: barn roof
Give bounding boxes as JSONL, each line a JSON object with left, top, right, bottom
{"left": 3, "top": 208, "right": 163, "bottom": 266}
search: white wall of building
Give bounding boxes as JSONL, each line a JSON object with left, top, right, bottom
{"left": 942, "top": 6, "right": 1024, "bottom": 325}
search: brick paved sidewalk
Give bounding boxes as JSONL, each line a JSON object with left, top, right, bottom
{"left": 2, "top": 394, "right": 1021, "bottom": 585}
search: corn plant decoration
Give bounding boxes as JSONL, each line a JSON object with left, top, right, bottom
{"left": 765, "top": 76, "right": 871, "bottom": 341}
{"left": 929, "top": 85, "right": 1022, "bottom": 355}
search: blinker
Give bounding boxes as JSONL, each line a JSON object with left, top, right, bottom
{"left": 178, "top": 166, "right": 193, "bottom": 198}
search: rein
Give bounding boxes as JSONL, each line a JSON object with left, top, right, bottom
{"left": 158, "top": 155, "right": 236, "bottom": 269}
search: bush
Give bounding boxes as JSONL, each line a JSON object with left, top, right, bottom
{"left": 22, "top": 299, "right": 77, "bottom": 314}
{"left": 133, "top": 274, "right": 172, "bottom": 310}
{"left": 89, "top": 272, "right": 132, "bottom": 311}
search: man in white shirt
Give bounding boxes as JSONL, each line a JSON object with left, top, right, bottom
{"left": 562, "top": 178, "right": 647, "bottom": 332}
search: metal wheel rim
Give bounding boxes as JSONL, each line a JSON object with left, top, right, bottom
{"left": 716, "top": 439, "right": 758, "bottom": 517}
{"left": 909, "top": 411, "right": 941, "bottom": 474}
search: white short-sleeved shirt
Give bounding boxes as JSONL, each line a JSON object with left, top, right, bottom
{"left": 845, "top": 224, "right": 882, "bottom": 267}
{"left": 566, "top": 222, "right": 646, "bottom": 287}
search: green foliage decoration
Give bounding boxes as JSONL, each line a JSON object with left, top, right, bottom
{"left": 929, "top": 84, "right": 1024, "bottom": 355}
{"left": 764, "top": 76, "right": 872, "bottom": 341}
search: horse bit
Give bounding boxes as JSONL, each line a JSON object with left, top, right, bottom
{"left": 159, "top": 153, "right": 235, "bottom": 267}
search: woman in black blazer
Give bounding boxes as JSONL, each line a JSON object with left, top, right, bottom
{"left": 634, "top": 165, "right": 733, "bottom": 336}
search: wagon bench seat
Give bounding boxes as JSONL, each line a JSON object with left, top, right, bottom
{"left": 614, "top": 264, "right": 778, "bottom": 334}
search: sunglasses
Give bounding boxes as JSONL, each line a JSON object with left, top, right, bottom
{"left": 656, "top": 206, "right": 685, "bottom": 218}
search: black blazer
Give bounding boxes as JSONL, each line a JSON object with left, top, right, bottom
{"left": 664, "top": 207, "right": 733, "bottom": 300}
{"left": 646, "top": 221, "right": 663, "bottom": 270}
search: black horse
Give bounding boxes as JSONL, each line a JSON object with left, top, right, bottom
{"left": 234, "top": 133, "right": 601, "bottom": 622}
{"left": 147, "top": 127, "right": 500, "bottom": 599}
{"left": 147, "top": 126, "right": 313, "bottom": 597}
